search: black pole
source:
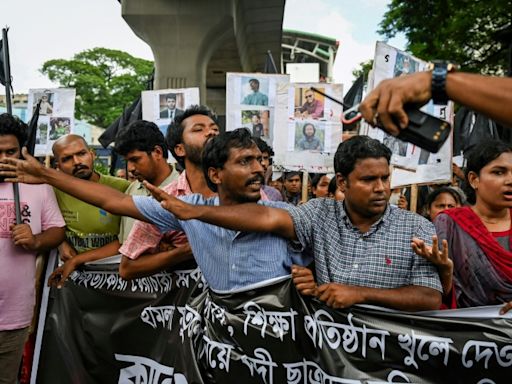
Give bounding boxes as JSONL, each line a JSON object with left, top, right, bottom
{"left": 2, "top": 27, "right": 21, "bottom": 224}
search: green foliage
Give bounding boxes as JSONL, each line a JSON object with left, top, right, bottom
{"left": 41, "top": 48, "right": 153, "bottom": 127}
{"left": 93, "top": 159, "right": 110, "bottom": 176}
{"left": 352, "top": 60, "right": 374, "bottom": 80}
{"left": 379, "top": 0, "right": 511, "bottom": 74}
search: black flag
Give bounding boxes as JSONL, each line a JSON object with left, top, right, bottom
{"left": 25, "top": 100, "right": 42, "bottom": 155}
{"left": 98, "top": 96, "right": 142, "bottom": 148}
{"left": 0, "top": 39, "right": 5, "bottom": 86}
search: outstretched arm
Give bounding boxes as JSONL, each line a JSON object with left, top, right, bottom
{"left": 359, "top": 71, "right": 512, "bottom": 135}
{"left": 0, "top": 148, "right": 145, "bottom": 221}
{"left": 144, "top": 181, "right": 297, "bottom": 239}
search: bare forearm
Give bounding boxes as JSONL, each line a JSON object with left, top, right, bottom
{"left": 193, "top": 203, "right": 296, "bottom": 239}
{"left": 360, "top": 285, "right": 441, "bottom": 312}
{"left": 73, "top": 240, "right": 121, "bottom": 267}
{"left": 33, "top": 227, "right": 65, "bottom": 252}
{"left": 119, "top": 245, "right": 193, "bottom": 280}
{"left": 447, "top": 73, "right": 512, "bottom": 127}
{"left": 42, "top": 168, "right": 145, "bottom": 220}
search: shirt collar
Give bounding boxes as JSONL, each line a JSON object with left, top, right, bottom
{"left": 340, "top": 201, "right": 391, "bottom": 232}
{"left": 177, "top": 170, "right": 193, "bottom": 194}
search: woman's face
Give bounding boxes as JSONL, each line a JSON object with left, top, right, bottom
{"left": 429, "top": 192, "right": 459, "bottom": 220}
{"left": 469, "top": 152, "right": 512, "bottom": 210}
{"left": 313, "top": 175, "right": 330, "bottom": 198}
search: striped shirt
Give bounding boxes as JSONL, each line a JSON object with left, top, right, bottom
{"left": 133, "top": 194, "right": 311, "bottom": 292}
{"left": 289, "top": 198, "right": 442, "bottom": 292}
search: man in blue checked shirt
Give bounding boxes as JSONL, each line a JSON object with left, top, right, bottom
{"left": 1, "top": 128, "right": 311, "bottom": 293}
{"left": 143, "top": 136, "right": 443, "bottom": 312}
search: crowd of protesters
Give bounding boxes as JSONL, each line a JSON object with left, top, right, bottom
{"left": 1, "top": 69, "right": 512, "bottom": 382}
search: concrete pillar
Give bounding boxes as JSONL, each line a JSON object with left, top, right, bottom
{"left": 121, "top": 0, "right": 236, "bottom": 103}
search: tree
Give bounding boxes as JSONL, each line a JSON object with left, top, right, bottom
{"left": 379, "top": 0, "right": 511, "bottom": 75}
{"left": 352, "top": 60, "right": 374, "bottom": 80}
{"left": 41, "top": 48, "right": 153, "bottom": 127}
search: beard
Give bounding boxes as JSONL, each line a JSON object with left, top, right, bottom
{"left": 72, "top": 165, "right": 93, "bottom": 180}
{"left": 183, "top": 143, "right": 203, "bottom": 166}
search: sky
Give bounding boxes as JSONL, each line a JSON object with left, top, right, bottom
{"left": 0, "top": 0, "right": 406, "bottom": 96}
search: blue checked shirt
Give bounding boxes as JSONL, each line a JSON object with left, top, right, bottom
{"left": 289, "top": 198, "right": 442, "bottom": 292}
{"left": 133, "top": 194, "right": 311, "bottom": 292}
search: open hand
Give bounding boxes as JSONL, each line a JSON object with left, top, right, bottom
{"left": 0, "top": 147, "right": 47, "bottom": 184}
{"left": 143, "top": 180, "right": 197, "bottom": 220}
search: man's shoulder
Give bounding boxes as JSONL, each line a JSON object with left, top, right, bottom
{"left": 180, "top": 193, "right": 218, "bottom": 206}
{"left": 99, "top": 174, "right": 131, "bottom": 192}
{"left": 293, "top": 197, "right": 338, "bottom": 215}
{"left": 388, "top": 205, "right": 433, "bottom": 227}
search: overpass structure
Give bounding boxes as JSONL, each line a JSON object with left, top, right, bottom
{"left": 121, "top": 0, "right": 286, "bottom": 114}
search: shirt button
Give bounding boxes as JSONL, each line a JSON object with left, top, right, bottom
{"left": 232, "top": 264, "right": 236, "bottom": 270}
{"left": 353, "top": 264, "right": 359, "bottom": 269}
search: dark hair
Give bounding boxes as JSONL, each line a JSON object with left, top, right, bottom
{"left": 311, "top": 173, "right": 327, "bottom": 189}
{"left": 334, "top": 135, "right": 391, "bottom": 177}
{"left": 166, "top": 105, "right": 218, "bottom": 168}
{"left": 284, "top": 171, "right": 301, "bottom": 181}
{"left": 303, "top": 123, "right": 316, "bottom": 136}
{"left": 249, "top": 78, "right": 259, "bottom": 86}
{"left": 165, "top": 93, "right": 176, "bottom": 100}
{"left": 328, "top": 177, "right": 338, "bottom": 195}
{"left": 425, "top": 187, "right": 462, "bottom": 211}
{"left": 463, "top": 139, "right": 512, "bottom": 204}
{"left": 115, "top": 120, "right": 168, "bottom": 158}
{"left": 252, "top": 137, "right": 274, "bottom": 157}
{"left": 202, "top": 128, "right": 256, "bottom": 192}
{"left": 0, "top": 113, "right": 28, "bottom": 147}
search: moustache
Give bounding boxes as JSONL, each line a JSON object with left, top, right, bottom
{"left": 72, "top": 164, "right": 89, "bottom": 174}
{"left": 245, "top": 175, "right": 264, "bottom": 186}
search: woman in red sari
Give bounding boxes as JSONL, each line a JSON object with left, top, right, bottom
{"left": 425, "top": 140, "right": 512, "bottom": 313}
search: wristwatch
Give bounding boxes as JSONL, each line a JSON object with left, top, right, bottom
{"left": 425, "top": 61, "right": 458, "bottom": 105}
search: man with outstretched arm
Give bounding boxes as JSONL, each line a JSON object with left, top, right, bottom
{"left": 0, "top": 129, "right": 310, "bottom": 292}
{"left": 143, "top": 136, "right": 444, "bottom": 312}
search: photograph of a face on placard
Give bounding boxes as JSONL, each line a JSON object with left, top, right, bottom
{"left": 158, "top": 93, "right": 185, "bottom": 122}
{"left": 240, "top": 77, "right": 269, "bottom": 106}
{"left": 293, "top": 87, "right": 325, "bottom": 120}
{"left": 32, "top": 92, "right": 55, "bottom": 116}
{"left": 240, "top": 110, "right": 270, "bottom": 139}
{"left": 292, "top": 121, "right": 325, "bottom": 152}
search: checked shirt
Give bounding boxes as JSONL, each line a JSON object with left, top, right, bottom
{"left": 289, "top": 199, "right": 442, "bottom": 292}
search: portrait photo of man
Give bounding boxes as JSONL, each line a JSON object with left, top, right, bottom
{"left": 296, "top": 122, "right": 324, "bottom": 151}
{"left": 159, "top": 93, "right": 184, "bottom": 121}
{"left": 33, "top": 92, "right": 54, "bottom": 116}
{"left": 241, "top": 78, "right": 269, "bottom": 106}
{"left": 295, "top": 88, "right": 324, "bottom": 119}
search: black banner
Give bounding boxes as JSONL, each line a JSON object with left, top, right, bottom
{"left": 34, "top": 263, "right": 512, "bottom": 384}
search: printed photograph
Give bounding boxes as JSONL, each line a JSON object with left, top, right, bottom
{"left": 241, "top": 110, "right": 270, "bottom": 139}
{"left": 32, "top": 91, "right": 55, "bottom": 116}
{"left": 294, "top": 87, "right": 325, "bottom": 119}
{"left": 159, "top": 93, "right": 184, "bottom": 121}
{"left": 49, "top": 117, "right": 71, "bottom": 140}
{"left": 294, "top": 121, "right": 325, "bottom": 152}
{"left": 240, "top": 77, "right": 269, "bottom": 106}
